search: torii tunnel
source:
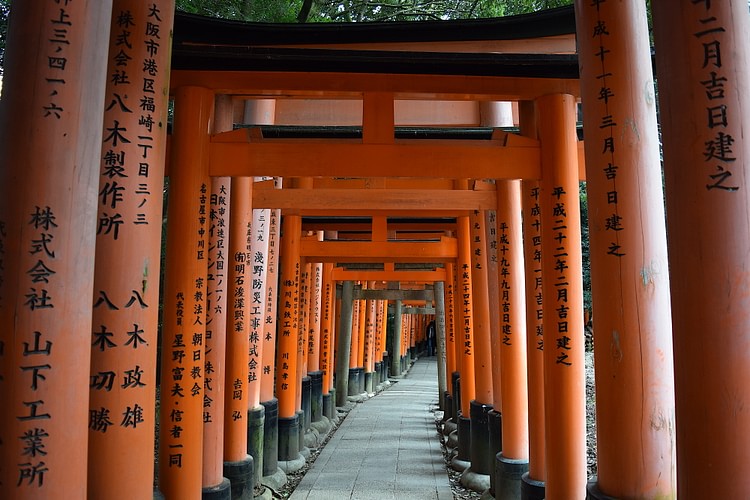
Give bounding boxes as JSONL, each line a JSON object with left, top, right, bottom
{"left": 1, "top": 2, "right": 749, "bottom": 499}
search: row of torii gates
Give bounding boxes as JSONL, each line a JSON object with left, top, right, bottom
{"left": 0, "top": 1, "right": 748, "bottom": 499}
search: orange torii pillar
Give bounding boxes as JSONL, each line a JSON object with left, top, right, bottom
{"left": 576, "top": 1, "right": 677, "bottom": 498}
{"left": 451, "top": 215, "right": 477, "bottom": 470}
{"left": 297, "top": 259, "right": 310, "bottom": 448}
{"left": 495, "top": 180, "right": 530, "bottom": 499}
{"left": 201, "top": 96, "right": 232, "bottom": 499}
{"left": 261, "top": 177, "right": 284, "bottom": 483}
{"left": 484, "top": 208, "right": 504, "bottom": 477}
{"left": 0, "top": 2, "right": 111, "bottom": 497}
{"left": 222, "top": 172, "right": 255, "bottom": 499}
{"left": 157, "top": 86, "right": 213, "bottom": 499}
{"left": 379, "top": 299, "right": 390, "bottom": 385}
{"left": 348, "top": 290, "right": 364, "bottom": 395}
{"left": 519, "top": 101, "right": 546, "bottom": 500}
{"left": 307, "top": 238, "right": 325, "bottom": 429}
{"left": 335, "top": 281, "right": 356, "bottom": 406}
{"left": 357, "top": 290, "right": 368, "bottom": 391}
{"left": 465, "top": 209, "right": 495, "bottom": 482}
{"left": 444, "top": 261, "right": 459, "bottom": 424}
{"left": 246, "top": 187, "right": 271, "bottom": 488}
{"left": 320, "top": 262, "right": 336, "bottom": 420}
{"left": 537, "top": 94, "right": 586, "bottom": 499}
{"left": 86, "top": 2, "right": 173, "bottom": 499}
{"left": 242, "top": 100, "right": 276, "bottom": 491}
{"left": 363, "top": 287, "right": 377, "bottom": 393}
{"left": 653, "top": 2, "right": 750, "bottom": 497}
{"left": 276, "top": 214, "right": 304, "bottom": 469}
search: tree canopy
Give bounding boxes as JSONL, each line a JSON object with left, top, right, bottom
{"left": 175, "top": 0, "right": 573, "bottom": 23}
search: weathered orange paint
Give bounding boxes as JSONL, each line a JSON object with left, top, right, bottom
{"left": 456, "top": 215, "right": 477, "bottom": 416}
{"left": 444, "top": 262, "right": 458, "bottom": 381}
{"left": 320, "top": 263, "right": 335, "bottom": 395}
{"left": 86, "top": 2, "right": 173, "bottom": 498}
{"left": 577, "top": 1, "right": 677, "bottom": 497}
{"left": 260, "top": 179, "right": 282, "bottom": 404}
{"left": 202, "top": 96, "right": 233, "bottom": 488}
{"left": 537, "top": 94, "right": 586, "bottom": 499}
{"left": 468, "top": 210, "right": 493, "bottom": 405}
{"left": 496, "top": 180, "right": 529, "bottom": 460}
{"left": 276, "top": 215, "right": 302, "bottom": 419}
{"left": 519, "top": 101, "right": 546, "bottom": 482}
{"left": 0, "top": 2, "right": 111, "bottom": 497}
{"left": 653, "top": 1, "right": 749, "bottom": 497}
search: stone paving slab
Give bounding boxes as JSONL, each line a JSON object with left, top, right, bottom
{"left": 289, "top": 357, "right": 453, "bottom": 500}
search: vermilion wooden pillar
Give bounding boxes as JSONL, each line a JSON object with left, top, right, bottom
{"left": 201, "top": 96, "right": 232, "bottom": 497}
{"left": 537, "top": 93, "right": 586, "bottom": 499}
{"left": 86, "top": 2, "right": 173, "bottom": 499}
{"left": 276, "top": 213, "right": 302, "bottom": 462}
{"left": 320, "top": 263, "right": 335, "bottom": 414}
{"left": 222, "top": 172, "right": 254, "bottom": 496}
{"left": 652, "top": 2, "right": 750, "bottom": 497}
{"left": 576, "top": 1, "right": 677, "bottom": 498}
{"left": 0, "top": 2, "right": 112, "bottom": 497}
{"left": 495, "top": 179, "right": 530, "bottom": 497}
{"left": 260, "top": 177, "right": 282, "bottom": 479}
{"left": 444, "top": 261, "right": 458, "bottom": 402}
{"left": 158, "top": 86, "right": 214, "bottom": 499}
{"left": 468, "top": 208, "right": 494, "bottom": 477}
{"left": 519, "top": 101, "right": 546, "bottom": 495}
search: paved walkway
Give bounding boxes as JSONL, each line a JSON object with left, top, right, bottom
{"left": 290, "top": 357, "right": 453, "bottom": 500}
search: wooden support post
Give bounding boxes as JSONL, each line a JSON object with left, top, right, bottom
{"left": 495, "top": 179, "right": 530, "bottom": 496}
{"left": 260, "top": 179, "right": 282, "bottom": 478}
{"left": 0, "top": 1, "right": 112, "bottom": 496}
{"left": 576, "top": 1, "right": 677, "bottom": 498}
{"left": 485, "top": 209, "right": 503, "bottom": 415}
{"left": 445, "top": 262, "right": 458, "bottom": 393}
{"left": 202, "top": 95, "right": 232, "bottom": 497}
{"left": 320, "top": 262, "right": 335, "bottom": 394}
{"left": 86, "top": 2, "right": 173, "bottom": 499}
{"left": 652, "top": 2, "right": 750, "bottom": 497}
{"left": 519, "top": 101, "right": 546, "bottom": 494}
{"left": 158, "top": 86, "right": 214, "bottom": 499}
{"left": 335, "top": 281, "right": 355, "bottom": 407}
{"left": 276, "top": 214, "right": 302, "bottom": 461}
{"left": 222, "top": 172, "right": 254, "bottom": 495}
{"left": 468, "top": 209, "right": 494, "bottom": 476}
{"left": 391, "top": 298, "right": 403, "bottom": 377}
{"left": 537, "top": 93, "right": 586, "bottom": 499}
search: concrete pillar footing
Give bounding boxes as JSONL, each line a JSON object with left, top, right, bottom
{"left": 495, "top": 454, "right": 529, "bottom": 500}
{"left": 521, "top": 472, "right": 545, "bottom": 500}
{"left": 223, "top": 456, "right": 253, "bottom": 500}
{"left": 201, "top": 477, "right": 232, "bottom": 500}
{"left": 459, "top": 466, "right": 491, "bottom": 493}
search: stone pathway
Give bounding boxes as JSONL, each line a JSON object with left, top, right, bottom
{"left": 290, "top": 357, "right": 453, "bottom": 499}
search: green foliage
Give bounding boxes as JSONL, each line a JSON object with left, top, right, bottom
{"left": 176, "top": 0, "right": 573, "bottom": 23}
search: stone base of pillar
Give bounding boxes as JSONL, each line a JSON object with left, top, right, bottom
{"left": 443, "top": 417, "right": 457, "bottom": 437}
{"left": 521, "top": 472, "right": 545, "bottom": 500}
{"left": 296, "top": 409, "right": 307, "bottom": 455}
{"left": 450, "top": 455, "right": 471, "bottom": 473}
{"left": 447, "top": 428, "right": 459, "bottom": 450}
{"left": 311, "top": 414, "right": 332, "bottom": 439}
{"left": 247, "top": 405, "right": 265, "bottom": 489}
{"left": 586, "top": 478, "right": 619, "bottom": 500}
{"left": 201, "top": 477, "right": 232, "bottom": 500}
{"left": 495, "top": 454, "right": 528, "bottom": 500}
{"left": 364, "top": 371, "right": 374, "bottom": 393}
{"left": 301, "top": 376, "right": 312, "bottom": 431}
{"left": 373, "top": 361, "right": 382, "bottom": 386}
{"left": 154, "top": 489, "right": 165, "bottom": 500}
{"left": 261, "top": 466, "right": 288, "bottom": 496}
{"left": 451, "top": 372, "right": 461, "bottom": 418}
{"left": 457, "top": 414, "right": 472, "bottom": 462}
{"left": 469, "top": 400, "right": 494, "bottom": 476}
{"left": 322, "top": 392, "right": 333, "bottom": 420}
{"left": 309, "top": 371, "right": 323, "bottom": 423}
{"left": 223, "top": 456, "right": 252, "bottom": 500}
{"left": 459, "top": 467, "right": 491, "bottom": 494}
{"left": 443, "top": 392, "right": 453, "bottom": 421}
{"left": 487, "top": 409, "right": 503, "bottom": 496}
{"left": 348, "top": 368, "right": 359, "bottom": 396}
{"left": 261, "top": 398, "right": 279, "bottom": 477}
{"left": 277, "top": 414, "right": 300, "bottom": 462}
